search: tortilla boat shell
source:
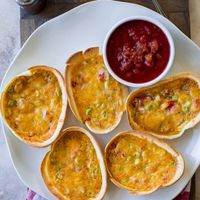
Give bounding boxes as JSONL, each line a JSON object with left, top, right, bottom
{"left": 65, "top": 47, "right": 128, "bottom": 134}
{"left": 126, "top": 72, "right": 200, "bottom": 139}
{"left": 105, "top": 130, "right": 184, "bottom": 195}
{"left": 0, "top": 66, "right": 67, "bottom": 147}
{"left": 41, "top": 126, "right": 107, "bottom": 200}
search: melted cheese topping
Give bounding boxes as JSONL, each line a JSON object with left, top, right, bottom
{"left": 71, "top": 55, "right": 124, "bottom": 130}
{"left": 129, "top": 78, "right": 200, "bottom": 135}
{"left": 3, "top": 69, "right": 62, "bottom": 142}
{"left": 106, "top": 135, "right": 177, "bottom": 192}
{"left": 48, "top": 131, "right": 102, "bottom": 200}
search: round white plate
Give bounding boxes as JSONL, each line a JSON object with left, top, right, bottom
{"left": 1, "top": 1, "right": 200, "bottom": 200}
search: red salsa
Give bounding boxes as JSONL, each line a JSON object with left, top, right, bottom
{"left": 106, "top": 20, "right": 170, "bottom": 83}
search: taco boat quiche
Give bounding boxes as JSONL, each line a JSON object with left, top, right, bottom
{"left": 105, "top": 130, "right": 184, "bottom": 195}
{"left": 41, "top": 127, "right": 107, "bottom": 200}
{"left": 0, "top": 66, "right": 67, "bottom": 147}
{"left": 65, "top": 47, "right": 128, "bottom": 134}
{"left": 126, "top": 72, "right": 200, "bottom": 139}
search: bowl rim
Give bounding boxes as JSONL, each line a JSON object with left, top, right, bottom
{"left": 102, "top": 15, "right": 175, "bottom": 88}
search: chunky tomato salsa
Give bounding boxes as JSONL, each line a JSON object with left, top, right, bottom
{"left": 106, "top": 20, "right": 170, "bottom": 83}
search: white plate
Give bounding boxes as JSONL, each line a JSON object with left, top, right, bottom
{"left": 1, "top": 1, "right": 200, "bottom": 200}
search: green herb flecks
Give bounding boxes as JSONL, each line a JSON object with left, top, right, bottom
{"left": 8, "top": 86, "right": 14, "bottom": 93}
{"left": 85, "top": 107, "right": 93, "bottom": 116}
{"left": 8, "top": 99, "right": 16, "bottom": 107}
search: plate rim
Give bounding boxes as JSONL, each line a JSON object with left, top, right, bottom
{"left": 1, "top": 0, "right": 200, "bottom": 199}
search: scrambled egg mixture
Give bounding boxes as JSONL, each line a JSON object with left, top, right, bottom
{"left": 71, "top": 55, "right": 125, "bottom": 130}
{"left": 106, "top": 134, "right": 177, "bottom": 192}
{"left": 129, "top": 78, "right": 200, "bottom": 135}
{"left": 3, "top": 69, "right": 62, "bottom": 142}
{"left": 48, "top": 131, "right": 102, "bottom": 200}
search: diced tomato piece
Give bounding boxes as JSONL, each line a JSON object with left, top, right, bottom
{"left": 144, "top": 25, "right": 151, "bottom": 35}
{"left": 145, "top": 94, "right": 153, "bottom": 101}
{"left": 167, "top": 100, "right": 175, "bottom": 110}
{"left": 149, "top": 39, "right": 159, "bottom": 54}
{"left": 144, "top": 53, "right": 154, "bottom": 67}
{"left": 135, "top": 41, "right": 148, "bottom": 54}
{"left": 156, "top": 53, "right": 162, "bottom": 60}
{"left": 117, "top": 44, "right": 135, "bottom": 71}
{"left": 140, "top": 35, "right": 147, "bottom": 43}
{"left": 71, "top": 81, "right": 77, "bottom": 88}
{"left": 98, "top": 72, "right": 105, "bottom": 81}
{"left": 132, "top": 94, "right": 152, "bottom": 107}
{"left": 128, "top": 29, "right": 139, "bottom": 41}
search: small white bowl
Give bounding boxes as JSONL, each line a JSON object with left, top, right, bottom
{"left": 103, "top": 16, "right": 175, "bottom": 88}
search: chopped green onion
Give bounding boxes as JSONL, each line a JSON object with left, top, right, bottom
{"left": 55, "top": 163, "right": 65, "bottom": 171}
{"left": 129, "top": 143, "right": 134, "bottom": 150}
{"left": 55, "top": 88, "right": 61, "bottom": 96}
{"left": 5, "top": 109, "right": 12, "bottom": 117}
{"left": 134, "top": 158, "right": 140, "bottom": 165}
{"left": 86, "top": 191, "right": 92, "bottom": 197}
{"left": 172, "top": 161, "right": 177, "bottom": 166}
{"left": 103, "top": 111, "right": 107, "bottom": 119}
{"left": 127, "top": 156, "right": 134, "bottom": 161}
{"left": 153, "top": 88, "right": 161, "bottom": 93}
{"left": 135, "top": 152, "right": 141, "bottom": 159}
{"left": 92, "top": 167, "right": 101, "bottom": 175}
{"left": 122, "top": 179, "right": 129, "bottom": 185}
{"left": 166, "top": 96, "right": 172, "bottom": 100}
{"left": 8, "top": 86, "right": 14, "bottom": 93}
{"left": 183, "top": 106, "right": 190, "bottom": 113}
{"left": 131, "top": 110, "right": 136, "bottom": 118}
{"left": 56, "top": 171, "right": 63, "bottom": 180}
{"left": 172, "top": 95, "right": 178, "bottom": 100}
{"left": 47, "top": 75, "right": 56, "bottom": 83}
{"left": 145, "top": 103, "right": 153, "bottom": 110}
{"left": 145, "top": 91, "right": 152, "bottom": 95}
{"left": 8, "top": 99, "right": 16, "bottom": 107}
{"left": 35, "top": 99, "right": 42, "bottom": 106}
{"left": 155, "top": 95, "right": 161, "bottom": 102}
{"left": 85, "top": 107, "right": 93, "bottom": 116}
{"left": 92, "top": 117, "right": 97, "bottom": 122}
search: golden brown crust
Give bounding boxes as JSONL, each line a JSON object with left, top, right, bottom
{"left": 65, "top": 47, "right": 128, "bottom": 134}
{"left": 41, "top": 126, "right": 107, "bottom": 200}
{"left": 126, "top": 72, "right": 200, "bottom": 139}
{"left": 104, "top": 130, "right": 185, "bottom": 195}
{"left": 0, "top": 65, "right": 67, "bottom": 147}
{"left": 65, "top": 52, "right": 84, "bottom": 123}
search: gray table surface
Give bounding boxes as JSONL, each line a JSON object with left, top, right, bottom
{"left": 0, "top": 1, "right": 27, "bottom": 199}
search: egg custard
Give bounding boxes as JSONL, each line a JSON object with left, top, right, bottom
{"left": 65, "top": 47, "right": 128, "bottom": 134}
{"left": 0, "top": 66, "right": 67, "bottom": 147}
{"left": 105, "top": 130, "right": 184, "bottom": 195}
{"left": 41, "top": 127, "right": 107, "bottom": 200}
{"left": 126, "top": 72, "right": 200, "bottom": 139}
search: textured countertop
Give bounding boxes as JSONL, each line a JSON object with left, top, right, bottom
{"left": 0, "top": 0, "right": 200, "bottom": 200}
{"left": 0, "top": 1, "right": 26, "bottom": 199}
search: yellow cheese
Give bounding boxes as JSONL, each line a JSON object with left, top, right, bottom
{"left": 130, "top": 78, "right": 200, "bottom": 135}
{"left": 48, "top": 131, "right": 102, "bottom": 200}
{"left": 106, "top": 134, "right": 177, "bottom": 192}
{"left": 71, "top": 55, "right": 124, "bottom": 130}
{"left": 3, "top": 69, "right": 62, "bottom": 142}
